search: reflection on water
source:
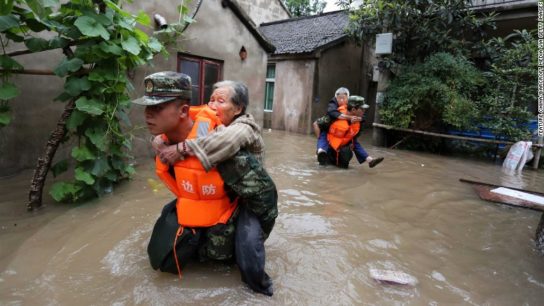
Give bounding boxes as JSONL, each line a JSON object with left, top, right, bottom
{"left": 1, "top": 130, "right": 543, "bottom": 305}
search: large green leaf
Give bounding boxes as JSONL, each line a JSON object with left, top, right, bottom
{"left": 133, "top": 28, "right": 149, "bottom": 43}
{"left": 0, "top": 0, "right": 14, "bottom": 15}
{"left": 25, "top": 18, "right": 47, "bottom": 32}
{"left": 72, "top": 145, "right": 95, "bottom": 161}
{"left": 103, "top": 0, "right": 131, "bottom": 18}
{"left": 75, "top": 96, "right": 104, "bottom": 115}
{"left": 88, "top": 66, "right": 118, "bottom": 82}
{"left": 121, "top": 36, "right": 141, "bottom": 55}
{"left": 99, "top": 41, "right": 122, "bottom": 55}
{"left": 124, "top": 164, "right": 136, "bottom": 176}
{"left": 91, "top": 157, "right": 110, "bottom": 176}
{"left": 54, "top": 91, "right": 72, "bottom": 102}
{"left": 81, "top": 8, "right": 113, "bottom": 26}
{"left": 147, "top": 37, "right": 163, "bottom": 53}
{"left": 75, "top": 167, "right": 95, "bottom": 185}
{"left": 0, "top": 109, "right": 11, "bottom": 126}
{"left": 85, "top": 126, "right": 108, "bottom": 151}
{"left": 5, "top": 31, "right": 24, "bottom": 42}
{"left": 135, "top": 10, "right": 151, "bottom": 27}
{"left": 74, "top": 16, "right": 110, "bottom": 40}
{"left": 48, "top": 36, "right": 69, "bottom": 49}
{"left": 25, "top": 0, "right": 48, "bottom": 19}
{"left": 51, "top": 159, "right": 69, "bottom": 177}
{"left": 117, "top": 18, "right": 133, "bottom": 30}
{"left": 66, "top": 109, "right": 86, "bottom": 131}
{"left": 0, "top": 15, "right": 19, "bottom": 31}
{"left": 49, "top": 181, "right": 81, "bottom": 202}
{"left": 0, "top": 83, "right": 20, "bottom": 100}
{"left": 64, "top": 76, "right": 91, "bottom": 96}
{"left": 54, "top": 58, "right": 84, "bottom": 77}
{"left": 43, "top": 0, "right": 58, "bottom": 7}
{"left": 24, "top": 37, "right": 50, "bottom": 52}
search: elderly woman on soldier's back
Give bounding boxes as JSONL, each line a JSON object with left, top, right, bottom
{"left": 155, "top": 80, "right": 277, "bottom": 296}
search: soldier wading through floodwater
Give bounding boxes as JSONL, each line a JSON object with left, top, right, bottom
{"left": 132, "top": 72, "right": 278, "bottom": 296}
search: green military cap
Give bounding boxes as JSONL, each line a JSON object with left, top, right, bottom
{"left": 132, "top": 71, "right": 192, "bottom": 105}
{"left": 348, "top": 95, "right": 369, "bottom": 109}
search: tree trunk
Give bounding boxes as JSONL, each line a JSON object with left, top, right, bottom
{"left": 27, "top": 100, "right": 75, "bottom": 211}
{"left": 536, "top": 213, "right": 544, "bottom": 255}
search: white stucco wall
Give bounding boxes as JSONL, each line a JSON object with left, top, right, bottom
{"left": 271, "top": 59, "right": 316, "bottom": 134}
{"left": 0, "top": 0, "right": 271, "bottom": 175}
{"left": 236, "top": 0, "right": 291, "bottom": 25}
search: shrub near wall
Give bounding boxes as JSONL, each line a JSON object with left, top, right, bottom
{"left": 380, "top": 53, "right": 483, "bottom": 132}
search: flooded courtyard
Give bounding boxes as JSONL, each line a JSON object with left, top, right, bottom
{"left": 1, "top": 130, "right": 543, "bottom": 305}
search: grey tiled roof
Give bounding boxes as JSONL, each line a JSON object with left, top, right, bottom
{"left": 260, "top": 10, "right": 349, "bottom": 55}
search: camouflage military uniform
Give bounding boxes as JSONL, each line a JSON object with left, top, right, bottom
{"left": 147, "top": 199, "right": 238, "bottom": 273}
{"left": 217, "top": 149, "right": 278, "bottom": 239}
{"left": 315, "top": 114, "right": 332, "bottom": 132}
{"left": 137, "top": 72, "right": 275, "bottom": 296}
{"left": 135, "top": 72, "right": 239, "bottom": 269}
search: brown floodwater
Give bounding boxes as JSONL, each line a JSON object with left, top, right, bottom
{"left": 1, "top": 130, "right": 543, "bottom": 305}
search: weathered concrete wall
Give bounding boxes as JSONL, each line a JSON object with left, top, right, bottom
{"left": 271, "top": 60, "right": 315, "bottom": 134}
{"left": 236, "top": 0, "right": 290, "bottom": 25}
{"left": 314, "top": 41, "right": 363, "bottom": 126}
{"left": 125, "top": 0, "right": 270, "bottom": 159}
{"left": 0, "top": 43, "right": 69, "bottom": 176}
{"left": 360, "top": 42, "right": 379, "bottom": 128}
{"left": 128, "top": 0, "right": 268, "bottom": 121}
{"left": 0, "top": 0, "right": 269, "bottom": 176}
{"left": 127, "top": 0, "right": 271, "bottom": 159}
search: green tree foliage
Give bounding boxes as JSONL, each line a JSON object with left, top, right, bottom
{"left": 477, "top": 30, "right": 537, "bottom": 141}
{"left": 381, "top": 53, "right": 483, "bottom": 131}
{"left": 283, "top": 0, "right": 326, "bottom": 17}
{"left": 344, "top": 0, "right": 535, "bottom": 143}
{"left": 381, "top": 32, "right": 537, "bottom": 141}
{"left": 0, "top": 0, "right": 190, "bottom": 205}
{"left": 342, "top": 0, "right": 495, "bottom": 66}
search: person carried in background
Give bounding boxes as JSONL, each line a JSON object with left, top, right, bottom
{"left": 134, "top": 72, "right": 276, "bottom": 296}
{"left": 313, "top": 87, "right": 363, "bottom": 164}
{"left": 153, "top": 80, "right": 278, "bottom": 296}
{"left": 320, "top": 95, "right": 384, "bottom": 169}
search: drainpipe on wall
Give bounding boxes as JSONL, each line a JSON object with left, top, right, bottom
{"left": 372, "top": 32, "right": 393, "bottom": 147}
{"left": 372, "top": 68, "right": 389, "bottom": 147}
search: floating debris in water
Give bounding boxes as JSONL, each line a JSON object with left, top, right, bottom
{"left": 147, "top": 178, "right": 163, "bottom": 193}
{"left": 369, "top": 269, "right": 418, "bottom": 286}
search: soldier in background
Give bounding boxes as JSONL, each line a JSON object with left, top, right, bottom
{"left": 320, "top": 95, "right": 384, "bottom": 168}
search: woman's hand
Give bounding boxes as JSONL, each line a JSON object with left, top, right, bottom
{"left": 151, "top": 135, "right": 167, "bottom": 154}
{"left": 350, "top": 116, "right": 362, "bottom": 123}
{"left": 158, "top": 144, "right": 183, "bottom": 165}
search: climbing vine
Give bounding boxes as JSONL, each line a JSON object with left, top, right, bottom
{"left": 0, "top": 0, "right": 191, "bottom": 209}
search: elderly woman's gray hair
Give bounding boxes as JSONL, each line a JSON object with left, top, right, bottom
{"left": 335, "top": 87, "right": 350, "bottom": 98}
{"left": 213, "top": 80, "right": 248, "bottom": 114}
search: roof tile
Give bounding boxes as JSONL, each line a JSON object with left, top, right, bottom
{"left": 260, "top": 10, "right": 349, "bottom": 55}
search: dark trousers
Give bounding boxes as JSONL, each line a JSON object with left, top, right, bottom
{"left": 327, "top": 145, "right": 354, "bottom": 168}
{"left": 235, "top": 205, "right": 273, "bottom": 296}
{"left": 147, "top": 200, "right": 203, "bottom": 274}
{"left": 147, "top": 200, "right": 273, "bottom": 296}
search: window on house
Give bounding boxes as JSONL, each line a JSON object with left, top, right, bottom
{"left": 178, "top": 54, "right": 222, "bottom": 105}
{"left": 264, "top": 64, "right": 275, "bottom": 111}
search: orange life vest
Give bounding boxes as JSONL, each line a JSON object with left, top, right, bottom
{"left": 327, "top": 105, "right": 360, "bottom": 151}
{"left": 155, "top": 106, "right": 237, "bottom": 228}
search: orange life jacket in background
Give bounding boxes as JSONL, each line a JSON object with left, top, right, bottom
{"left": 155, "top": 106, "right": 237, "bottom": 227}
{"left": 189, "top": 104, "right": 222, "bottom": 126}
{"left": 327, "top": 105, "right": 361, "bottom": 151}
